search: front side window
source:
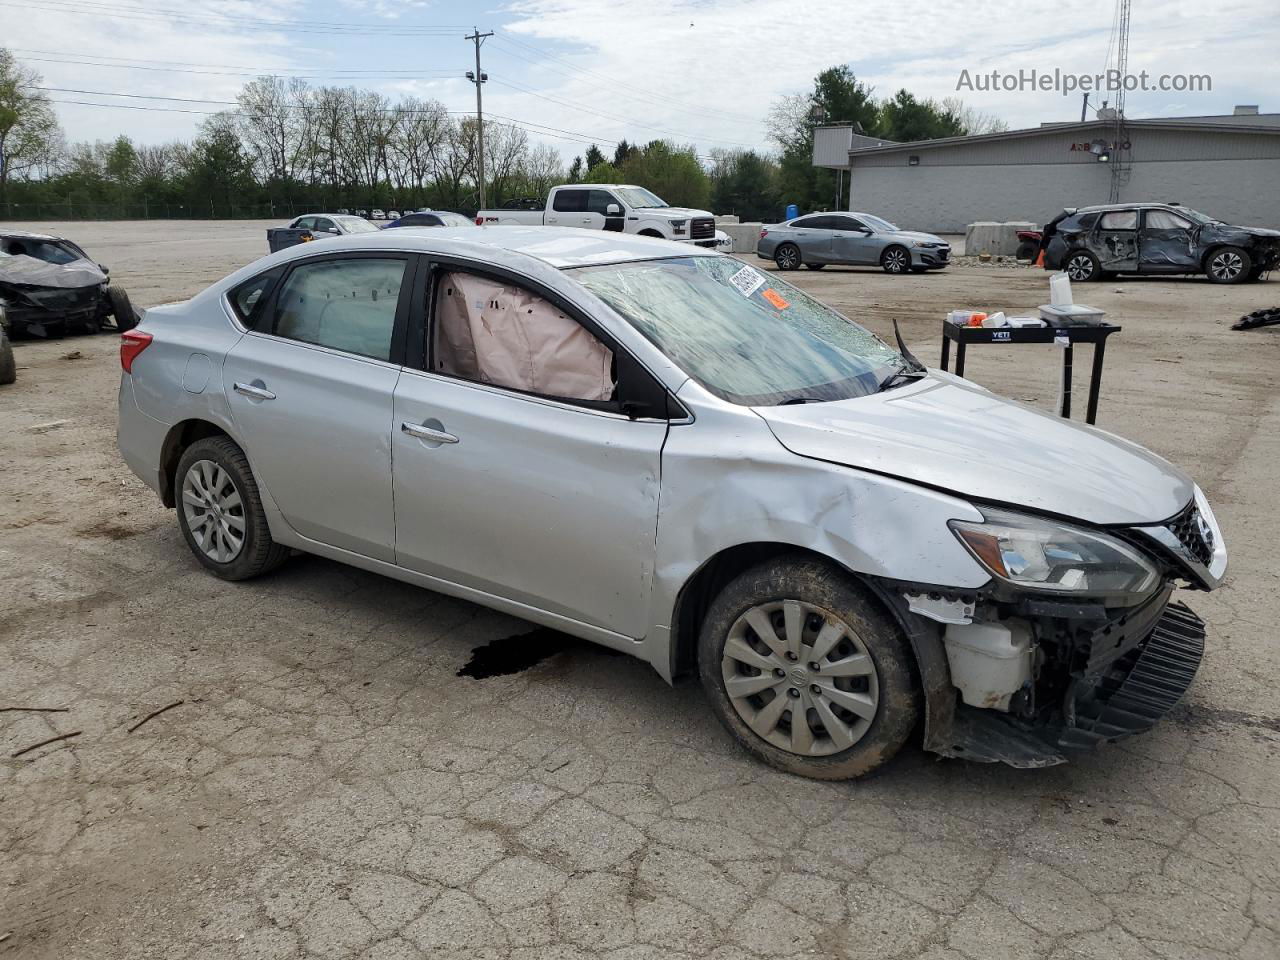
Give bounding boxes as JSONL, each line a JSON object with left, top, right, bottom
{"left": 587, "top": 191, "right": 620, "bottom": 214}
{"left": 294, "top": 217, "right": 316, "bottom": 230}
{"left": 271, "top": 257, "right": 406, "bottom": 361}
{"left": 575, "top": 256, "right": 902, "bottom": 405}
{"left": 432, "top": 270, "right": 614, "bottom": 403}
{"left": 1100, "top": 210, "right": 1138, "bottom": 230}
{"left": 859, "top": 214, "right": 898, "bottom": 232}
{"left": 1145, "top": 210, "right": 1193, "bottom": 230}
{"left": 552, "top": 190, "right": 588, "bottom": 213}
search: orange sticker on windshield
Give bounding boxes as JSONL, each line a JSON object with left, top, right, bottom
{"left": 761, "top": 288, "right": 789, "bottom": 309}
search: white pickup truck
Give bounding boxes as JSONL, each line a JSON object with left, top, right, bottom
{"left": 476, "top": 184, "right": 719, "bottom": 246}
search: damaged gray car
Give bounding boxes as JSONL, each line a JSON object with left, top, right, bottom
{"left": 0, "top": 231, "right": 138, "bottom": 337}
{"left": 1041, "top": 203, "right": 1280, "bottom": 284}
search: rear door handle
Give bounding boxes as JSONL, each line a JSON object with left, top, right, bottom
{"left": 233, "top": 382, "right": 276, "bottom": 401}
{"left": 401, "top": 420, "right": 459, "bottom": 444}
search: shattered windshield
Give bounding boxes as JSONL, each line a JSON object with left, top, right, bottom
{"left": 1, "top": 237, "right": 83, "bottom": 265}
{"left": 334, "top": 216, "right": 378, "bottom": 234}
{"left": 574, "top": 256, "right": 902, "bottom": 405}
{"left": 613, "top": 186, "right": 667, "bottom": 209}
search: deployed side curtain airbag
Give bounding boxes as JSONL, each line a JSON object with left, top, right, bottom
{"left": 434, "top": 272, "right": 613, "bottom": 402}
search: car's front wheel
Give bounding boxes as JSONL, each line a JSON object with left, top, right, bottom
{"left": 698, "top": 557, "right": 919, "bottom": 780}
{"left": 176, "top": 436, "right": 290, "bottom": 581}
{"left": 107, "top": 286, "right": 138, "bottom": 331}
{"left": 1064, "top": 249, "right": 1101, "bottom": 282}
{"left": 880, "top": 246, "right": 911, "bottom": 274}
{"left": 774, "top": 243, "right": 801, "bottom": 270}
{"left": 1206, "top": 246, "right": 1252, "bottom": 284}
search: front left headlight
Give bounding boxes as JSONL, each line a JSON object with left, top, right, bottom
{"left": 949, "top": 507, "right": 1159, "bottom": 603}
{"left": 911, "top": 240, "right": 935, "bottom": 248}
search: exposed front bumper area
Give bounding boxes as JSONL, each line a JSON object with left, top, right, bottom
{"left": 924, "top": 590, "right": 1205, "bottom": 767}
{"left": 914, "top": 246, "right": 951, "bottom": 268}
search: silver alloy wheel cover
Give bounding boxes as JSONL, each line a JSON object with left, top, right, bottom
{"left": 181, "top": 459, "right": 247, "bottom": 563}
{"left": 1210, "top": 250, "right": 1243, "bottom": 280}
{"left": 777, "top": 245, "right": 799, "bottom": 269}
{"left": 720, "top": 599, "right": 880, "bottom": 757}
{"left": 1067, "top": 254, "right": 1094, "bottom": 280}
{"left": 884, "top": 248, "right": 908, "bottom": 272}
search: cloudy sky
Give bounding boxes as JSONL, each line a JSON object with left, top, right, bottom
{"left": 8, "top": 0, "right": 1277, "bottom": 159}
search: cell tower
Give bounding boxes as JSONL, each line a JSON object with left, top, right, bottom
{"left": 1107, "top": 0, "right": 1132, "bottom": 202}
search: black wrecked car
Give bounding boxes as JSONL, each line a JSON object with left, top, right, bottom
{"left": 0, "top": 231, "right": 138, "bottom": 337}
{"left": 1041, "top": 203, "right": 1280, "bottom": 284}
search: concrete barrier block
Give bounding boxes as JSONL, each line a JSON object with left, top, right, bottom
{"left": 720, "top": 222, "right": 762, "bottom": 254}
{"left": 964, "top": 221, "right": 1037, "bottom": 258}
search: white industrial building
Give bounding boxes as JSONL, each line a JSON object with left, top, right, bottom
{"left": 813, "top": 108, "right": 1280, "bottom": 232}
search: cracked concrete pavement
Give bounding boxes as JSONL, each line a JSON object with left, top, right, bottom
{"left": 2, "top": 220, "right": 1279, "bottom": 959}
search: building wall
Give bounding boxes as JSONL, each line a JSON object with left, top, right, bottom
{"left": 847, "top": 127, "right": 1280, "bottom": 232}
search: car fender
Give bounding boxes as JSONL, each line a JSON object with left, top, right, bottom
{"left": 630, "top": 217, "right": 672, "bottom": 239}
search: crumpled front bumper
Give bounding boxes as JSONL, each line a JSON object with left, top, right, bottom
{"left": 928, "top": 594, "right": 1205, "bottom": 767}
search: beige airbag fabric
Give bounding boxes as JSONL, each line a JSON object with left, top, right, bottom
{"left": 434, "top": 272, "right": 613, "bottom": 401}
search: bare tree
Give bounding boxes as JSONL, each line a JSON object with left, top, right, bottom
{"left": 0, "top": 48, "right": 62, "bottom": 203}
{"left": 521, "top": 142, "right": 563, "bottom": 196}
{"left": 482, "top": 122, "right": 529, "bottom": 205}
{"left": 940, "top": 97, "right": 1008, "bottom": 135}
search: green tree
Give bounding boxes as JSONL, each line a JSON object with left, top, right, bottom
{"left": 583, "top": 161, "right": 619, "bottom": 183}
{"left": 568, "top": 155, "right": 584, "bottom": 181}
{"left": 0, "top": 48, "right": 62, "bottom": 204}
{"left": 710, "top": 150, "right": 780, "bottom": 222}
{"left": 185, "top": 114, "right": 256, "bottom": 216}
{"left": 619, "top": 140, "right": 709, "bottom": 208}
{"left": 877, "top": 90, "right": 965, "bottom": 142}
{"left": 584, "top": 143, "right": 606, "bottom": 171}
{"left": 612, "top": 139, "right": 636, "bottom": 167}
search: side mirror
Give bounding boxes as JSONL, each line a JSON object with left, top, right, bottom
{"left": 98, "top": 263, "right": 110, "bottom": 275}
{"left": 605, "top": 203, "right": 622, "bottom": 216}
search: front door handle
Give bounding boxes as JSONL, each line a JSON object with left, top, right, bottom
{"left": 233, "top": 382, "right": 276, "bottom": 401}
{"left": 401, "top": 420, "right": 459, "bottom": 444}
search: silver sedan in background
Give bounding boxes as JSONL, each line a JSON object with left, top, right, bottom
{"left": 758, "top": 212, "right": 951, "bottom": 274}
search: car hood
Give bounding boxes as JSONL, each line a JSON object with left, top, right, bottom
{"left": 638, "top": 206, "right": 713, "bottom": 220}
{"left": 755, "top": 375, "right": 1193, "bottom": 526}
{"left": 886, "top": 230, "right": 948, "bottom": 245}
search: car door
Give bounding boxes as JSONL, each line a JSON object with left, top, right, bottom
{"left": 1091, "top": 209, "right": 1140, "bottom": 272}
{"left": 1138, "top": 208, "right": 1200, "bottom": 272}
{"left": 223, "top": 252, "right": 417, "bottom": 562}
{"left": 829, "top": 216, "right": 879, "bottom": 264}
{"left": 587, "top": 189, "right": 625, "bottom": 232}
{"left": 546, "top": 188, "right": 585, "bottom": 227}
{"left": 391, "top": 263, "right": 669, "bottom": 638}
{"left": 790, "top": 215, "right": 834, "bottom": 262}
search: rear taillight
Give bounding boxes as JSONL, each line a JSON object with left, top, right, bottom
{"left": 120, "top": 330, "right": 152, "bottom": 373}
{"left": 759, "top": 228, "right": 768, "bottom": 238}
{"left": 475, "top": 216, "right": 484, "bottom": 226}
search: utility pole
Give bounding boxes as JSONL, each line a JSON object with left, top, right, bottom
{"left": 465, "top": 28, "right": 493, "bottom": 210}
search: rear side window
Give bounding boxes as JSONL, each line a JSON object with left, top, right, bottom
{"left": 271, "top": 257, "right": 407, "bottom": 361}
{"left": 552, "top": 189, "right": 588, "bottom": 213}
{"left": 792, "top": 216, "right": 830, "bottom": 229}
{"left": 1099, "top": 210, "right": 1138, "bottom": 230}
{"left": 229, "top": 269, "right": 281, "bottom": 326}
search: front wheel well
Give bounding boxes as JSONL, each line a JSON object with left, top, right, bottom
{"left": 637, "top": 228, "right": 665, "bottom": 238}
{"left": 158, "top": 419, "right": 233, "bottom": 507}
{"left": 671, "top": 543, "right": 873, "bottom": 680}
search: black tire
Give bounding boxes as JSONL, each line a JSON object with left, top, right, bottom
{"left": 1063, "top": 249, "right": 1101, "bottom": 282}
{"left": 175, "top": 436, "right": 290, "bottom": 581}
{"left": 107, "top": 286, "right": 138, "bottom": 331}
{"left": 0, "top": 328, "right": 15, "bottom": 385}
{"left": 1205, "top": 246, "right": 1252, "bottom": 284}
{"left": 774, "top": 243, "right": 801, "bottom": 271}
{"left": 804, "top": 263, "right": 825, "bottom": 270}
{"left": 1015, "top": 240, "right": 1039, "bottom": 262}
{"left": 697, "top": 556, "right": 919, "bottom": 780}
{"left": 880, "top": 245, "right": 911, "bottom": 274}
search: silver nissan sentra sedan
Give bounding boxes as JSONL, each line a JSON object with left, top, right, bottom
{"left": 117, "top": 226, "right": 1225, "bottom": 779}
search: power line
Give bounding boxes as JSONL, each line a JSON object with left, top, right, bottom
{"left": 11, "top": 48, "right": 466, "bottom": 77}
{"left": 21, "top": 55, "right": 466, "bottom": 80}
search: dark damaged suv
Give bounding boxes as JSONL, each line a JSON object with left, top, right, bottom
{"left": 1041, "top": 203, "right": 1280, "bottom": 284}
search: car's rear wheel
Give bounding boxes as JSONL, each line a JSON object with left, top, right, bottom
{"left": 0, "top": 328, "right": 16, "bottom": 385}
{"left": 176, "top": 437, "right": 290, "bottom": 581}
{"left": 774, "top": 243, "right": 801, "bottom": 270}
{"left": 697, "top": 556, "right": 919, "bottom": 780}
{"left": 1206, "top": 246, "right": 1252, "bottom": 284}
{"left": 880, "top": 246, "right": 910, "bottom": 274}
{"left": 107, "top": 286, "right": 138, "bottom": 331}
{"left": 1064, "top": 249, "right": 1101, "bottom": 282}
{"left": 1015, "top": 240, "right": 1039, "bottom": 262}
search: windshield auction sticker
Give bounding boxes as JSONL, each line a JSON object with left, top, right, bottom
{"left": 761, "top": 288, "right": 789, "bottom": 310}
{"left": 727, "top": 265, "right": 766, "bottom": 297}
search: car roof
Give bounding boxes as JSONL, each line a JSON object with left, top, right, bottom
{"left": 1, "top": 230, "right": 66, "bottom": 242}
{"left": 1074, "top": 202, "right": 1181, "bottom": 213}
{"left": 311, "top": 225, "right": 720, "bottom": 269}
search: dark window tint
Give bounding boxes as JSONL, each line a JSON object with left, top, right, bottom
{"left": 829, "top": 216, "right": 864, "bottom": 231}
{"left": 552, "top": 189, "right": 588, "bottom": 213}
{"left": 272, "top": 257, "right": 406, "bottom": 361}
{"left": 294, "top": 216, "right": 316, "bottom": 230}
{"left": 1099, "top": 210, "right": 1138, "bottom": 230}
{"left": 586, "top": 190, "right": 619, "bottom": 214}
{"left": 229, "top": 269, "right": 280, "bottom": 325}
{"left": 313, "top": 218, "right": 336, "bottom": 233}
{"left": 792, "top": 216, "right": 831, "bottom": 230}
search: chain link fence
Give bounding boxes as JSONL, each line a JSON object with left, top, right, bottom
{"left": 0, "top": 199, "right": 432, "bottom": 221}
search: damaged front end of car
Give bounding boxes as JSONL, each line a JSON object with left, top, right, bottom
{"left": 875, "top": 492, "right": 1226, "bottom": 768}
{"left": 0, "top": 280, "right": 107, "bottom": 337}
